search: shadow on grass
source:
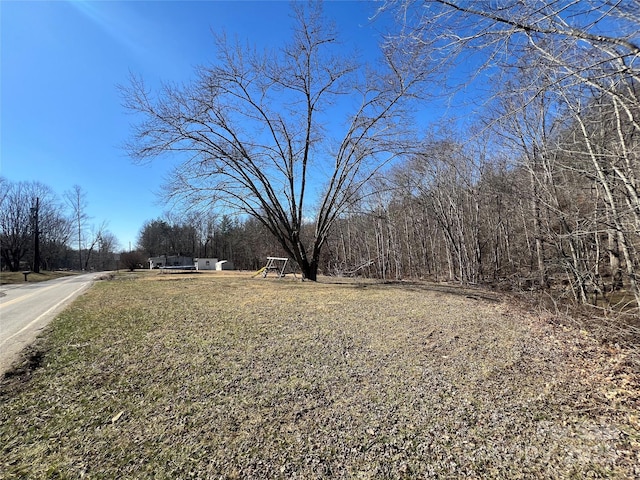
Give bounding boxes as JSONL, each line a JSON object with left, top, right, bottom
{"left": 321, "top": 277, "right": 502, "bottom": 303}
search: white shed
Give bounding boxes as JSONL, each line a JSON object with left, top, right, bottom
{"left": 194, "top": 258, "right": 218, "bottom": 270}
{"left": 216, "top": 260, "right": 234, "bottom": 270}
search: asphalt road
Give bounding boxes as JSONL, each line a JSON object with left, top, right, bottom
{"left": 0, "top": 272, "right": 101, "bottom": 375}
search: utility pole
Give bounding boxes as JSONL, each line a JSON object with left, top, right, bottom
{"left": 78, "top": 214, "right": 82, "bottom": 271}
{"left": 31, "top": 197, "right": 40, "bottom": 273}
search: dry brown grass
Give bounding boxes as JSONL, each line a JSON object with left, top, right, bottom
{"left": 1, "top": 272, "right": 638, "bottom": 478}
{"left": 0, "top": 270, "right": 78, "bottom": 285}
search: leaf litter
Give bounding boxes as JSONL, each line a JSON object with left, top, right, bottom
{"left": 0, "top": 273, "right": 638, "bottom": 478}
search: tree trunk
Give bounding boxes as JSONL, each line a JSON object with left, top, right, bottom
{"left": 530, "top": 170, "right": 547, "bottom": 288}
{"left": 608, "top": 229, "right": 623, "bottom": 292}
{"left": 300, "top": 257, "right": 319, "bottom": 281}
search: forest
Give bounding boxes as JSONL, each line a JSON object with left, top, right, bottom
{"left": 127, "top": 1, "right": 640, "bottom": 313}
{"left": 3, "top": 1, "right": 639, "bottom": 314}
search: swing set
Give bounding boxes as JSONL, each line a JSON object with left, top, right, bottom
{"left": 253, "top": 257, "right": 298, "bottom": 279}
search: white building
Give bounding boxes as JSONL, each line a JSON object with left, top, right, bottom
{"left": 216, "top": 260, "right": 234, "bottom": 271}
{"left": 149, "top": 255, "right": 193, "bottom": 269}
{"left": 194, "top": 258, "right": 218, "bottom": 270}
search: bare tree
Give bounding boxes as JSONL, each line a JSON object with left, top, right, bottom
{"left": 381, "top": 0, "right": 640, "bottom": 305}
{"left": 82, "top": 221, "right": 109, "bottom": 271}
{"left": 0, "top": 181, "right": 34, "bottom": 271}
{"left": 396, "top": 140, "right": 484, "bottom": 283}
{"left": 558, "top": 87, "right": 640, "bottom": 306}
{"left": 381, "top": 1, "right": 639, "bottom": 88}
{"left": 0, "top": 180, "right": 68, "bottom": 272}
{"left": 120, "top": 250, "right": 147, "bottom": 272}
{"left": 122, "top": 3, "right": 424, "bottom": 280}
{"left": 138, "top": 216, "right": 198, "bottom": 258}
{"left": 64, "top": 184, "right": 89, "bottom": 270}
{"left": 93, "top": 230, "right": 119, "bottom": 271}
{"left": 38, "top": 192, "right": 73, "bottom": 271}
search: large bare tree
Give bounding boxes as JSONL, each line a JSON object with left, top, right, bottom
{"left": 122, "top": 3, "right": 424, "bottom": 280}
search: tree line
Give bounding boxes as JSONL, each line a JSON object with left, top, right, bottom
{"left": 136, "top": 214, "right": 284, "bottom": 271}
{"left": 5, "top": 2, "right": 637, "bottom": 311}
{"left": 122, "top": 1, "right": 638, "bottom": 310}
{"left": 374, "top": 0, "right": 640, "bottom": 308}
{"left": 0, "top": 178, "right": 119, "bottom": 272}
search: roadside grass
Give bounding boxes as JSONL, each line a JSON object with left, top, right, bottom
{"left": 1, "top": 273, "right": 638, "bottom": 478}
{"left": 0, "top": 270, "right": 78, "bottom": 285}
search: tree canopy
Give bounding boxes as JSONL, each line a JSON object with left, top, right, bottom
{"left": 123, "top": 2, "right": 424, "bottom": 280}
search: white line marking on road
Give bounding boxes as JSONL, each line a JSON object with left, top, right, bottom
{"left": 0, "top": 281, "right": 89, "bottom": 349}
{"left": 0, "top": 276, "right": 80, "bottom": 309}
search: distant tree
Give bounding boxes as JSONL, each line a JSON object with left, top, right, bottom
{"left": 38, "top": 192, "right": 73, "bottom": 271}
{"left": 0, "top": 180, "right": 32, "bottom": 271}
{"left": 82, "top": 221, "right": 110, "bottom": 271}
{"left": 138, "top": 217, "right": 198, "bottom": 257}
{"left": 123, "top": 2, "right": 425, "bottom": 280}
{"left": 0, "top": 177, "right": 8, "bottom": 204}
{"left": 213, "top": 215, "right": 238, "bottom": 262}
{"left": 138, "top": 219, "right": 171, "bottom": 257}
{"left": 93, "top": 230, "right": 119, "bottom": 271}
{"left": 64, "top": 185, "right": 89, "bottom": 270}
{"left": 120, "top": 250, "right": 146, "bottom": 271}
{"left": 184, "top": 210, "right": 216, "bottom": 258}
{"left": 0, "top": 180, "right": 67, "bottom": 272}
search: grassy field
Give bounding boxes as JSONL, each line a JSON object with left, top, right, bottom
{"left": 1, "top": 272, "right": 638, "bottom": 478}
{"left": 0, "top": 270, "right": 78, "bottom": 285}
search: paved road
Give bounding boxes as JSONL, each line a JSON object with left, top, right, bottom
{"left": 0, "top": 272, "right": 101, "bottom": 375}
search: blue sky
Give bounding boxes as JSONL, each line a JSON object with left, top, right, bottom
{"left": 2, "top": 0, "right": 392, "bottom": 250}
